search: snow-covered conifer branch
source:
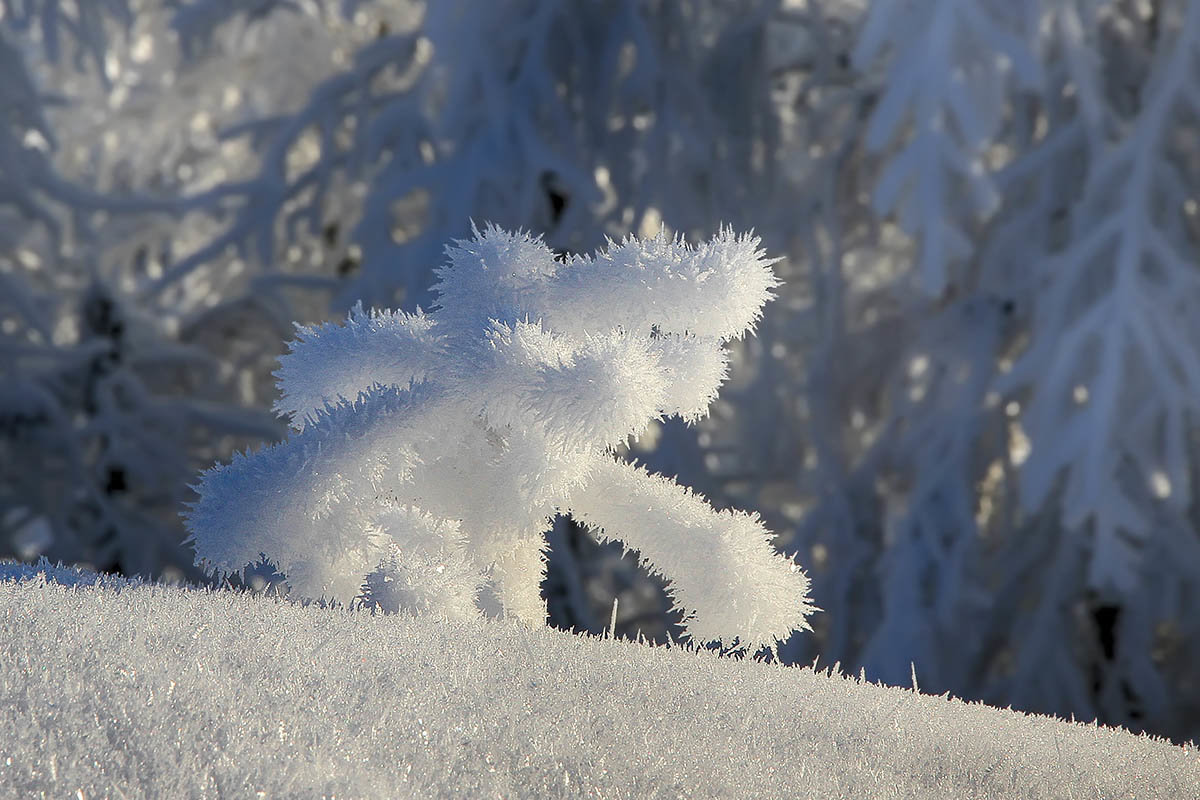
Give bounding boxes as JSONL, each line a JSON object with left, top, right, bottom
{"left": 1003, "top": 0, "right": 1200, "bottom": 593}
{"left": 186, "top": 226, "right": 814, "bottom": 651}
{"left": 854, "top": 0, "right": 1043, "bottom": 294}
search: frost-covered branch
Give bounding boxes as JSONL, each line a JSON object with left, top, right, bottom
{"left": 187, "top": 226, "right": 815, "bottom": 652}
{"left": 854, "top": 0, "right": 1042, "bottom": 294}
{"left": 1003, "top": 0, "right": 1200, "bottom": 592}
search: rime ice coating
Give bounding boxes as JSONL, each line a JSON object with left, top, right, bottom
{"left": 185, "top": 224, "right": 814, "bottom": 651}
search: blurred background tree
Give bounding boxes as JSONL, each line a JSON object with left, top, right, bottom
{"left": 1, "top": 0, "right": 1197, "bottom": 742}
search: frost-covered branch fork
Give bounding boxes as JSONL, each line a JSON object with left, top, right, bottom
{"left": 186, "top": 225, "right": 814, "bottom": 652}
{"left": 141, "top": 31, "right": 428, "bottom": 300}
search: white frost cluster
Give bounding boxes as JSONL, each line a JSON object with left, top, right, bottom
{"left": 186, "top": 225, "right": 814, "bottom": 651}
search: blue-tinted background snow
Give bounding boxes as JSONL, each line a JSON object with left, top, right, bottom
{"left": 1, "top": 560, "right": 1194, "bottom": 799}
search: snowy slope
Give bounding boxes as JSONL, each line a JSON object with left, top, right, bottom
{"left": 0, "top": 561, "right": 1194, "bottom": 799}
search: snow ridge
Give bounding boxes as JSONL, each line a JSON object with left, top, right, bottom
{"left": 0, "top": 561, "right": 1194, "bottom": 800}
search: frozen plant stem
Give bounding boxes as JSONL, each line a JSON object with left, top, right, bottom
{"left": 186, "top": 225, "right": 815, "bottom": 652}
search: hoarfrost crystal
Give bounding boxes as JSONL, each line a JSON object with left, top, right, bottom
{"left": 186, "top": 225, "right": 814, "bottom": 651}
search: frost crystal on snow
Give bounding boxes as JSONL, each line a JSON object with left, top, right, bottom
{"left": 185, "top": 225, "right": 814, "bottom": 651}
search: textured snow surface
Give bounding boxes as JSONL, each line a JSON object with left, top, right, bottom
{"left": 0, "top": 561, "right": 1195, "bottom": 800}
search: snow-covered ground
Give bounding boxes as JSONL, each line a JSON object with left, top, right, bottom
{"left": 0, "top": 561, "right": 1194, "bottom": 799}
